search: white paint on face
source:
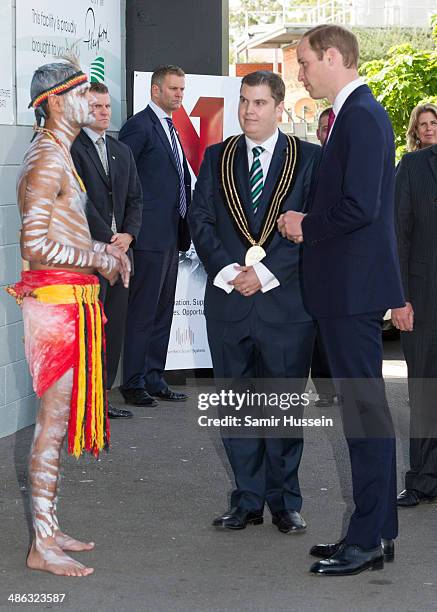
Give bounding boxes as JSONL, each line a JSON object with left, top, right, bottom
{"left": 63, "top": 85, "right": 94, "bottom": 128}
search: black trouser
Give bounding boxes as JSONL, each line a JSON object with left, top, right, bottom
{"left": 311, "top": 326, "right": 336, "bottom": 397}
{"left": 207, "top": 309, "right": 315, "bottom": 514}
{"left": 99, "top": 276, "right": 129, "bottom": 390}
{"left": 317, "top": 312, "right": 398, "bottom": 549}
{"left": 122, "top": 248, "right": 178, "bottom": 393}
{"left": 402, "top": 322, "right": 437, "bottom": 497}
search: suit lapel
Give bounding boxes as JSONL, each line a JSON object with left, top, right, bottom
{"left": 106, "top": 137, "right": 117, "bottom": 189}
{"left": 428, "top": 146, "right": 437, "bottom": 186}
{"left": 147, "top": 105, "right": 179, "bottom": 173}
{"left": 80, "top": 130, "right": 110, "bottom": 186}
{"left": 234, "top": 136, "right": 252, "bottom": 220}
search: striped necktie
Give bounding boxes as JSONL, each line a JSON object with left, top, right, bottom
{"left": 249, "top": 146, "right": 264, "bottom": 214}
{"left": 165, "top": 117, "right": 187, "bottom": 218}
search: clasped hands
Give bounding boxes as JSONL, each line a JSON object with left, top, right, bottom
{"left": 277, "top": 211, "right": 306, "bottom": 243}
{"left": 391, "top": 302, "right": 414, "bottom": 332}
{"left": 105, "top": 241, "right": 131, "bottom": 288}
{"left": 106, "top": 232, "right": 133, "bottom": 288}
{"left": 229, "top": 266, "right": 262, "bottom": 297}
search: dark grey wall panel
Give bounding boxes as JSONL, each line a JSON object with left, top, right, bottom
{"left": 125, "top": 0, "right": 229, "bottom": 115}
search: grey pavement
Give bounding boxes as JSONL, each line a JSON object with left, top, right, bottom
{"left": 0, "top": 339, "right": 436, "bottom": 612}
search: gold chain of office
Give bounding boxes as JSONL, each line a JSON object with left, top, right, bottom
{"left": 220, "top": 134, "right": 298, "bottom": 252}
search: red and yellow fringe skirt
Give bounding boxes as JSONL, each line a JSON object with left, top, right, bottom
{"left": 7, "top": 270, "right": 109, "bottom": 458}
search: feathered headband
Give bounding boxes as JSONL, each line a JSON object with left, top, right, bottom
{"left": 28, "top": 71, "right": 88, "bottom": 109}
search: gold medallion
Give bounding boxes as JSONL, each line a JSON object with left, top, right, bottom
{"left": 245, "top": 245, "right": 266, "bottom": 266}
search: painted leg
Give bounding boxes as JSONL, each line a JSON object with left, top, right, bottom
{"left": 26, "top": 369, "right": 94, "bottom": 576}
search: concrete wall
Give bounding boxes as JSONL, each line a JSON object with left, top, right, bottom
{"left": 0, "top": 1, "right": 126, "bottom": 439}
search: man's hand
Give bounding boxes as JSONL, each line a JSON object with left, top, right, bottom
{"left": 391, "top": 302, "right": 414, "bottom": 332}
{"left": 229, "top": 265, "right": 262, "bottom": 297}
{"left": 110, "top": 232, "right": 133, "bottom": 253}
{"left": 277, "top": 211, "right": 305, "bottom": 242}
{"left": 105, "top": 243, "right": 131, "bottom": 288}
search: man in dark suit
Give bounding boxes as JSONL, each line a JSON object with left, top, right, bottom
{"left": 118, "top": 65, "right": 191, "bottom": 407}
{"left": 189, "top": 71, "right": 320, "bottom": 534}
{"left": 71, "top": 82, "right": 143, "bottom": 418}
{"left": 311, "top": 107, "right": 337, "bottom": 409}
{"left": 279, "top": 25, "right": 405, "bottom": 575}
{"left": 392, "top": 143, "right": 437, "bottom": 506}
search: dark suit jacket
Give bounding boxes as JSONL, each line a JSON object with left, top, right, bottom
{"left": 301, "top": 84, "right": 404, "bottom": 318}
{"left": 71, "top": 130, "right": 143, "bottom": 245}
{"left": 188, "top": 131, "right": 320, "bottom": 324}
{"left": 395, "top": 145, "right": 437, "bottom": 323}
{"left": 118, "top": 105, "right": 191, "bottom": 252}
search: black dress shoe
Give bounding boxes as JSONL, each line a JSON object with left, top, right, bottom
{"left": 310, "top": 538, "right": 394, "bottom": 562}
{"left": 151, "top": 388, "right": 188, "bottom": 402}
{"left": 120, "top": 388, "right": 158, "bottom": 407}
{"left": 107, "top": 402, "right": 133, "bottom": 419}
{"left": 212, "top": 507, "right": 263, "bottom": 530}
{"left": 397, "top": 489, "right": 437, "bottom": 507}
{"left": 310, "top": 544, "right": 384, "bottom": 576}
{"left": 272, "top": 510, "right": 307, "bottom": 534}
{"left": 314, "top": 394, "right": 336, "bottom": 408}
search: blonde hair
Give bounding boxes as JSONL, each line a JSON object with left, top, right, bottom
{"left": 406, "top": 103, "right": 437, "bottom": 152}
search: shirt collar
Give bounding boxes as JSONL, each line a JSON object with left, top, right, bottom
{"left": 245, "top": 129, "right": 279, "bottom": 156}
{"left": 149, "top": 99, "right": 171, "bottom": 120}
{"left": 333, "top": 77, "right": 364, "bottom": 117}
{"left": 83, "top": 126, "right": 105, "bottom": 144}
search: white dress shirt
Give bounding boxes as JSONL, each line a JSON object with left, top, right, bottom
{"left": 148, "top": 99, "right": 183, "bottom": 165}
{"left": 326, "top": 77, "right": 364, "bottom": 144}
{"left": 214, "top": 129, "right": 281, "bottom": 294}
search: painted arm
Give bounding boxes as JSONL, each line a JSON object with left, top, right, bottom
{"left": 19, "top": 150, "right": 117, "bottom": 274}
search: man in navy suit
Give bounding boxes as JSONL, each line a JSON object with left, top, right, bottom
{"left": 118, "top": 65, "right": 191, "bottom": 406}
{"left": 279, "top": 25, "right": 405, "bottom": 575}
{"left": 189, "top": 71, "right": 320, "bottom": 533}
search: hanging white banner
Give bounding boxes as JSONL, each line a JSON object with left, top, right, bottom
{"left": 16, "top": 0, "right": 122, "bottom": 128}
{"left": 134, "top": 72, "right": 242, "bottom": 370}
{"left": 0, "top": 1, "right": 14, "bottom": 125}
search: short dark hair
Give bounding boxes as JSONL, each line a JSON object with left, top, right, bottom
{"left": 89, "top": 82, "right": 109, "bottom": 95}
{"left": 304, "top": 24, "right": 359, "bottom": 69}
{"left": 151, "top": 65, "right": 185, "bottom": 88}
{"left": 318, "top": 107, "right": 331, "bottom": 127}
{"left": 241, "top": 71, "right": 285, "bottom": 105}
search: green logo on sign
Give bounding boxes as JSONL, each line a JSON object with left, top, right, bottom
{"left": 90, "top": 57, "right": 105, "bottom": 83}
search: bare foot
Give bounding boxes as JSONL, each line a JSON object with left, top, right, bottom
{"left": 26, "top": 541, "right": 94, "bottom": 577}
{"left": 55, "top": 531, "right": 95, "bottom": 552}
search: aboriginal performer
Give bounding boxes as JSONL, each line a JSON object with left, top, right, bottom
{"left": 188, "top": 71, "right": 320, "bottom": 534}
{"left": 7, "top": 59, "right": 130, "bottom": 577}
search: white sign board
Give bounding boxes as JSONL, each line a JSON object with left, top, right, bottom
{"left": 0, "top": 1, "right": 14, "bottom": 125}
{"left": 16, "top": 0, "right": 122, "bottom": 128}
{"left": 134, "top": 72, "right": 242, "bottom": 370}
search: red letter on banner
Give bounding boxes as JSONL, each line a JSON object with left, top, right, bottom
{"left": 173, "top": 97, "right": 224, "bottom": 176}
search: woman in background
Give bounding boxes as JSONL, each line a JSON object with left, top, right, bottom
{"left": 392, "top": 102, "right": 437, "bottom": 507}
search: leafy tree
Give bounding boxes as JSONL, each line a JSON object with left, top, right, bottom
{"left": 353, "top": 27, "right": 434, "bottom": 64}
{"left": 360, "top": 41, "right": 437, "bottom": 157}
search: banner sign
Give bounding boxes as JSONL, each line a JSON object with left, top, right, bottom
{"left": 16, "top": 0, "right": 122, "bottom": 128}
{"left": 134, "top": 72, "right": 242, "bottom": 370}
{"left": 0, "top": 1, "right": 14, "bottom": 125}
